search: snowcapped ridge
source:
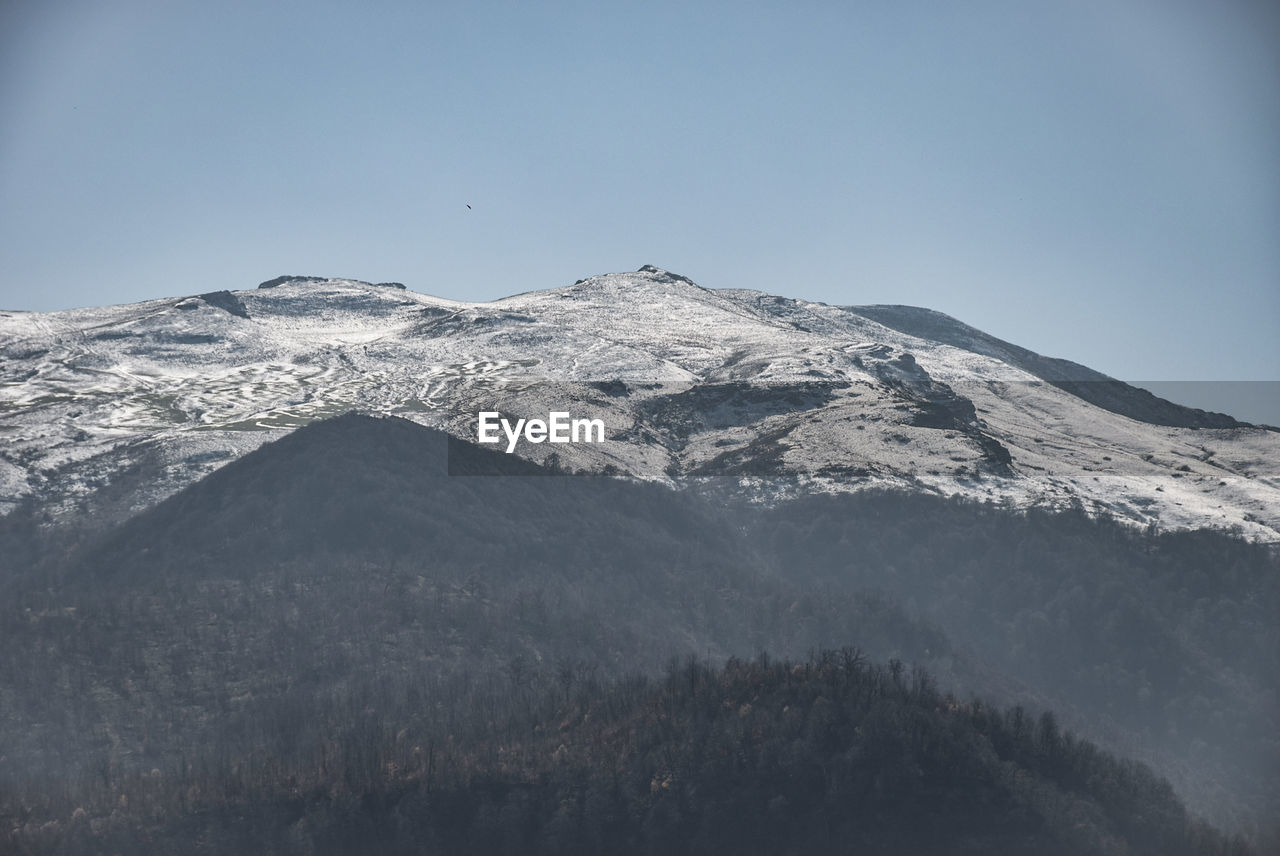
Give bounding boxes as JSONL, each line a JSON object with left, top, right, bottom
{"left": 1, "top": 266, "right": 1276, "bottom": 539}
{"left": 258, "top": 274, "right": 407, "bottom": 291}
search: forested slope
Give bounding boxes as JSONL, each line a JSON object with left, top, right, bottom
{"left": 1, "top": 414, "right": 1274, "bottom": 851}
{"left": 746, "top": 492, "right": 1280, "bottom": 839}
{"left": 3, "top": 653, "right": 1251, "bottom": 855}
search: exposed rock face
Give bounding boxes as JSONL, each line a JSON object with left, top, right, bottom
{"left": 197, "top": 290, "right": 250, "bottom": 318}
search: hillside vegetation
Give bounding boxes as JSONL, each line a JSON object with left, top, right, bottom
{"left": 3, "top": 653, "right": 1254, "bottom": 856}
{"left": 1, "top": 415, "right": 1275, "bottom": 851}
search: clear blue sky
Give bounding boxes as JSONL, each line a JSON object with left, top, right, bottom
{"left": 3, "top": 0, "right": 1277, "bottom": 386}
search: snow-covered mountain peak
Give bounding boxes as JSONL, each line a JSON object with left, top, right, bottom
{"left": 1, "top": 267, "right": 1276, "bottom": 539}
{"left": 523, "top": 265, "right": 725, "bottom": 312}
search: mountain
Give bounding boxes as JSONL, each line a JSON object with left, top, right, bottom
{"left": 0, "top": 414, "right": 957, "bottom": 790}
{"left": 2, "top": 267, "right": 1277, "bottom": 848}
{"left": 3, "top": 413, "right": 1276, "bottom": 848}
{"left": 2, "top": 267, "right": 1277, "bottom": 539}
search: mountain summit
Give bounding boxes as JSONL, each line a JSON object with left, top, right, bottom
{"left": 1, "top": 266, "right": 1276, "bottom": 538}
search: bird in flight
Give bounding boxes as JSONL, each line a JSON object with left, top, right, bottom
{"left": 466, "top": 204, "right": 471, "bottom": 210}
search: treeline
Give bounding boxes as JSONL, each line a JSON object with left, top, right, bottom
{"left": 2, "top": 651, "right": 1252, "bottom": 855}
{"left": 0, "top": 558, "right": 946, "bottom": 786}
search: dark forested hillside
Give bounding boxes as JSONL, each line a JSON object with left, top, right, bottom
{"left": 0, "top": 415, "right": 953, "bottom": 840}
{"left": 2, "top": 653, "right": 1252, "bottom": 856}
{"left": 1, "top": 414, "right": 1275, "bottom": 852}
{"left": 744, "top": 492, "right": 1280, "bottom": 841}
